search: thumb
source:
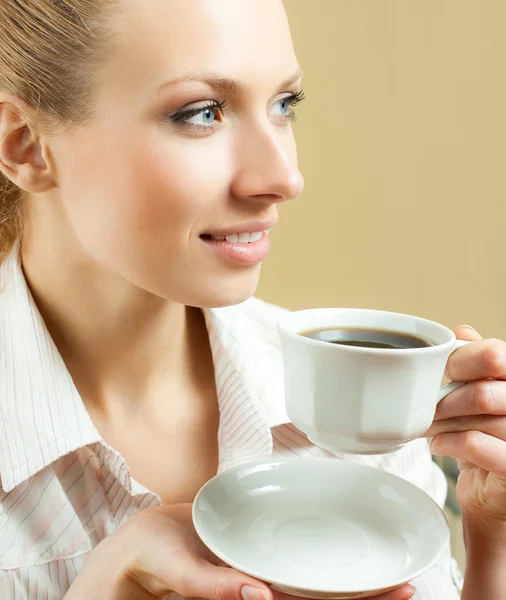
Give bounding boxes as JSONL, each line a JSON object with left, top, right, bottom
{"left": 178, "top": 555, "right": 271, "bottom": 600}
{"left": 454, "top": 324, "right": 484, "bottom": 342}
{"left": 368, "top": 584, "right": 416, "bottom": 600}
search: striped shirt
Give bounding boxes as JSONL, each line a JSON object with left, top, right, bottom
{"left": 0, "top": 244, "right": 462, "bottom": 599}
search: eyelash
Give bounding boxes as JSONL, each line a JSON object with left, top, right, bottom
{"left": 170, "top": 89, "right": 306, "bottom": 130}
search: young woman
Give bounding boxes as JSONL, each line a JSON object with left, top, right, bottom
{"left": 0, "top": 1, "right": 505, "bottom": 599}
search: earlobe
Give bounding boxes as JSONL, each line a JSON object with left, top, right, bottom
{"left": 0, "top": 100, "right": 56, "bottom": 193}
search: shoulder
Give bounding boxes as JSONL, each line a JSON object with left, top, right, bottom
{"left": 0, "top": 451, "right": 97, "bottom": 570}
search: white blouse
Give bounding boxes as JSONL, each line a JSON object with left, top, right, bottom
{"left": 0, "top": 244, "right": 462, "bottom": 599}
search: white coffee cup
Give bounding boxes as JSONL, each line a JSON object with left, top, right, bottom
{"left": 277, "top": 308, "right": 469, "bottom": 454}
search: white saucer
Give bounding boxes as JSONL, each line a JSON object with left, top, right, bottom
{"left": 193, "top": 457, "right": 449, "bottom": 599}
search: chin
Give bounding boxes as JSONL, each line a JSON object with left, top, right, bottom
{"left": 193, "top": 268, "right": 261, "bottom": 309}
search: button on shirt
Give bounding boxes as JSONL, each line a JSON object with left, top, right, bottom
{"left": 0, "top": 244, "right": 462, "bottom": 599}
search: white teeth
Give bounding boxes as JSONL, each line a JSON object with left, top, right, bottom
{"left": 209, "top": 231, "right": 264, "bottom": 243}
{"left": 249, "top": 231, "right": 263, "bottom": 242}
{"left": 227, "top": 231, "right": 263, "bottom": 243}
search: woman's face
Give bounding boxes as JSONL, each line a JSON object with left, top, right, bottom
{"left": 47, "top": 0, "right": 304, "bottom": 307}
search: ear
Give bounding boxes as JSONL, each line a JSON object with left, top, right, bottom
{"left": 0, "top": 96, "right": 56, "bottom": 193}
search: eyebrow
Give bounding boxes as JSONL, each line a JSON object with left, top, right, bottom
{"left": 157, "top": 68, "right": 303, "bottom": 95}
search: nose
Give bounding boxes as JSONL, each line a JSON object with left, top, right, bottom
{"left": 230, "top": 120, "right": 304, "bottom": 206}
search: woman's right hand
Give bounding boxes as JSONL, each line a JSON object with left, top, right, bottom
{"left": 65, "top": 503, "right": 416, "bottom": 600}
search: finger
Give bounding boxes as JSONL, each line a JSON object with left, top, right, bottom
{"left": 426, "top": 415, "right": 506, "bottom": 440}
{"left": 184, "top": 558, "right": 416, "bottom": 600}
{"left": 454, "top": 325, "right": 484, "bottom": 343}
{"left": 176, "top": 555, "right": 273, "bottom": 600}
{"left": 367, "top": 583, "right": 416, "bottom": 600}
{"left": 433, "top": 380, "right": 506, "bottom": 420}
{"left": 272, "top": 583, "right": 416, "bottom": 600}
{"left": 445, "top": 338, "right": 506, "bottom": 382}
{"left": 430, "top": 431, "right": 506, "bottom": 476}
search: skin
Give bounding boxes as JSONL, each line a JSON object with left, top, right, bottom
{"left": 0, "top": 1, "right": 505, "bottom": 599}
{"left": 427, "top": 325, "right": 506, "bottom": 599}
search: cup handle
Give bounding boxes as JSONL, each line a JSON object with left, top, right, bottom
{"left": 438, "top": 339, "right": 472, "bottom": 401}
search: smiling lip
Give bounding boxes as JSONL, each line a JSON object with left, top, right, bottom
{"left": 200, "top": 218, "right": 277, "bottom": 266}
{"left": 201, "top": 231, "right": 270, "bottom": 265}
{"left": 201, "top": 217, "right": 278, "bottom": 238}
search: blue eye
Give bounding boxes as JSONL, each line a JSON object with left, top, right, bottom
{"left": 170, "top": 100, "right": 228, "bottom": 128}
{"left": 169, "top": 89, "right": 306, "bottom": 129}
{"left": 272, "top": 98, "right": 292, "bottom": 116}
{"left": 187, "top": 106, "right": 218, "bottom": 126}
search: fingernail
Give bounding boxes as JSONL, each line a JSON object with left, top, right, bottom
{"left": 405, "top": 584, "right": 416, "bottom": 598}
{"left": 241, "top": 585, "right": 268, "bottom": 600}
{"left": 461, "top": 324, "right": 476, "bottom": 331}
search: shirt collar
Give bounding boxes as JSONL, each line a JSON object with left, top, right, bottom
{"left": 0, "top": 243, "right": 288, "bottom": 492}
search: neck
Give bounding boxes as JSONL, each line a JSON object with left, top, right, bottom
{"left": 20, "top": 231, "right": 209, "bottom": 414}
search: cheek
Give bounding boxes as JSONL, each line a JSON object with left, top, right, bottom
{"left": 50, "top": 126, "right": 262, "bottom": 303}
{"left": 115, "top": 132, "right": 234, "bottom": 238}
{"left": 56, "top": 131, "right": 219, "bottom": 242}
{"left": 122, "top": 142, "right": 226, "bottom": 238}
{"left": 53, "top": 123, "right": 234, "bottom": 291}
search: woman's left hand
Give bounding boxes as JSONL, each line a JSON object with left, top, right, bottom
{"left": 426, "top": 325, "right": 506, "bottom": 526}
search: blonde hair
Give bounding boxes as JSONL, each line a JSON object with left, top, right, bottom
{"left": 0, "top": 0, "right": 119, "bottom": 259}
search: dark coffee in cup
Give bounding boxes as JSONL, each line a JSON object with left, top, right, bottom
{"left": 301, "top": 327, "right": 434, "bottom": 350}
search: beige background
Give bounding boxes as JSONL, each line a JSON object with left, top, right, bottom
{"left": 258, "top": 0, "right": 506, "bottom": 341}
